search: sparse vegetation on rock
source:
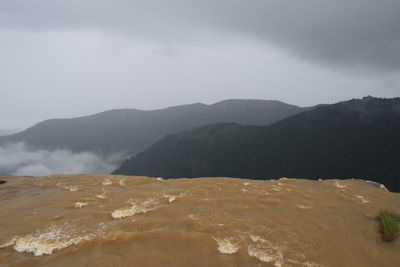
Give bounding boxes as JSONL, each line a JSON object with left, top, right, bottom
{"left": 377, "top": 209, "right": 399, "bottom": 242}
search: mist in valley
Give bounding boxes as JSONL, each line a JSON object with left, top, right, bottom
{"left": 0, "top": 142, "right": 129, "bottom": 176}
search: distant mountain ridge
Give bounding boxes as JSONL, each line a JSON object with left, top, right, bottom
{"left": 0, "top": 99, "right": 305, "bottom": 153}
{"left": 0, "top": 129, "right": 20, "bottom": 137}
{"left": 114, "top": 97, "right": 400, "bottom": 192}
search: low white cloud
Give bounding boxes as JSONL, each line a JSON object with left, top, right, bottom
{"left": 0, "top": 142, "right": 129, "bottom": 176}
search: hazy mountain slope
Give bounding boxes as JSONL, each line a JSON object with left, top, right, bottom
{"left": 114, "top": 97, "right": 400, "bottom": 192}
{"left": 0, "top": 129, "right": 20, "bottom": 136}
{"left": 0, "top": 99, "right": 303, "bottom": 153}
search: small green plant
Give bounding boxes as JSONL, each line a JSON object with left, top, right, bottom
{"left": 377, "top": 209, "right": 399, "bottom": 242}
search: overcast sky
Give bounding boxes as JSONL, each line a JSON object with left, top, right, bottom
{"left": 1, "top": 0, "right": 399, "bottom": 130}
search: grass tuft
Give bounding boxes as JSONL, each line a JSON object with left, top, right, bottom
{"left": 377, "top": 209, "right": 399, "bottom": 242}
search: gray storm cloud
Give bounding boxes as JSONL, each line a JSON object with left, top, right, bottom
{"left": 0, "top": 0, "right": 399, "bottom": 70}
{"left": 0, "top": 142, "right": 129, "bottom": 176}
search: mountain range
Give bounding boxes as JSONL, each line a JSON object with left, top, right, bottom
{"left": 114, "top": 96, "right": 400, "bottom": 192}
{"left": 0, "top": 99, "right": 304, "bottom": 153}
